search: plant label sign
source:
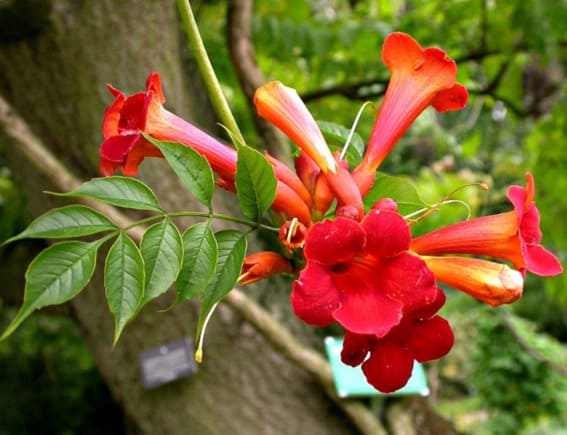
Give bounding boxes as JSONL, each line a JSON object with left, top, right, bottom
{"left": 139, "top": 337, "right": 198, "bottom": 389}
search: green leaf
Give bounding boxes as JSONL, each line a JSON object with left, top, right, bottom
{"left": 235, "top": 146, "right": 277, "bottom": 220}
{"left": 196, "top": 230, "right": 247, "bottom": 337}
{"left": 4, "top": 205, "right": 117, "bottom": 244}
{"left": 144, "top": 136, "right": 215, "bottom": 210}
{"left": 139, "top": 219, "right": 183, "bottom": 308}
{"left": 317, "top": 120, "right": 364, "bottom": 165}
{"left": 363, "top": 173, "right": 429, "bottom": 215}
{"left": 105, "top": 233, "right": 145, "bottom": 344}
{"left": 1, "top": 240, "right": 102, "bottom": 340}
{"left": 56, "top": 176, "right": 162, "bottom": 212}
{"left": 176, "top": 221, "right": 218, "bottom": 301}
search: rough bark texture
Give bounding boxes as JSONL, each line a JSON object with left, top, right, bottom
{"left": 0, "top": 1, "right": 357, "bottom": 434}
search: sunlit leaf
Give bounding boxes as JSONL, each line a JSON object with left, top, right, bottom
{"left": 145, "top": 136, "right": 215, "bottom": 210}
{"left": 235, "top": 146, "right": 277, "bottom": 220}
{"left": 4, "top": 205, "right": 117, "bottom": 244}
{"left": 105, "top": 233, "right": 145, "bottom": 344}
{"left": 1, "top": 240, "right": 103, "bottom": 340}
{"left": 139, "top": 218, "right": 183, "bottom": 308}
{"left": 56, "top": 177, "right": 162, "bottom": 212}
{"left": 196, "top": 230, "right": 247, "bottom": 338}
{"left": 364, "top": 173, "right": 428, "bottom": 215}
{"left": 176, "top": 221, "right": 218, "bottom": 301}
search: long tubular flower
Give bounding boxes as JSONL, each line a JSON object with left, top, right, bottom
{"left": 254, "top": 81, "right": 337, "bottom": 174}
{"left": 99, "top": 72, "right": 313, "bottom": 224}
{"left": 420, "top": 256, "right": 523, "bottom": 306}
{"left": 100, "top": 72, "right": 237, "bottom": 180}
{"left": 353, "top": 32, "right": 468, "bottom": 196}
{"left": 254, "top": 81, "right": 363, "bottom": 217}
{"left": 411, "top": 173, "right": 563, "bottom": 276}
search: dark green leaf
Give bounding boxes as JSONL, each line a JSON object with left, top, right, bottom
{"left": 145, "top": 136, "right": 215, "bottom": 210}
{"left": 5, "top": 205, "right": 117, "bottom": 244}
{"left": 140, "top": 219, "right": 183, "bottom": 308}
{"left": 1, "top": 240, "right": 102, "bottom": 340}
{"left": 56, "top": 177, "right": 162, "bottom": 212}
{"left": 235, "top": 146, "right": 277, "bottom": 220}
{"left": 105, "top": 233, "right": 145, "bottom": 344}
{"left": 197, "top": 230, "right": 247, "bottom": 337}
{"left": 363, "top": 173, "right": 429, "bottom": 215}
{"left": 176, "top": 221, "right": 218, "bottom": 301}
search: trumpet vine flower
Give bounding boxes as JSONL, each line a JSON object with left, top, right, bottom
{"left": 420, "top": 256, "right": 524, "bottom": 306}
{"left": 254, "top": 81, "right": 364, "bottom": 218}
{"left": 412, "top": 173, "right": 563, "bottom": 277}
{"left": 100, "top": 72, "right": 237, "bottom": 181}
{"left": 353, "top": 32, "right": 468, "bottom": 195}
{"left": 240, "top": 252, "right": 294, "bottom": 285}
{"left": 99, "top": 72, "right": 313, "bottom": 225}
{"left": 291, "top": 206, "right": 438, "bottom": 337}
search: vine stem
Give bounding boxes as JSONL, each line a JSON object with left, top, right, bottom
{"left": 119, "top": 211, "right": 279, "bottom": 234}
{"left": 176, "top": 0, "right": 245, "bottom": 145}
{"left": 0, "top": 92, "right": 387, "bottom": 435}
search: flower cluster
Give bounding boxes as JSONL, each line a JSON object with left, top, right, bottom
{"left": 99, "top": 32, "right": 562, "bottom": 393}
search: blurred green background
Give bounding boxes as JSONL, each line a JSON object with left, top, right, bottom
{"left": 1, "top": 0, "right": 566, "bottom": 433}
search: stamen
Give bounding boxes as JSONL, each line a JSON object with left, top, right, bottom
{"left": 286, "top": 217, "right": 299, "bottom": 246}
{"left": 340, "top": 101, "right": 376, "bottom": 161}
{"left": 195, "top": 301, "right": 220, "bottom": 363}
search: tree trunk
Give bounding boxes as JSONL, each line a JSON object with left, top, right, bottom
{"left": 0, "top": 1, "right": 358, "bottom": 433}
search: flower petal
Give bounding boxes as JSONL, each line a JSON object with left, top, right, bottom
{"left": 121, "top": 138, "right": 163, "bottom": 176}
{"left": 380, "top": 252, "right": 438, "bottom": 313}
{"left": 362, "top": 335, "right": 414, "bottom": 393}
{"left": 304, "top": 218, "right": 365, "bottom": 265}
{"left": 405, "top": 316, "right": 454, "bottom": 362}
{"left": 431, "top": 83, "right": 469, "bottom": 112}
{"left": 145, "top": 71, "right": 166, "bottom": 104}
{"left": 99, "top": 157, "right": 121, "bottom": 177}
{"left": 102, "top": 90, "right": 125, "bottom": 139}
{"left": 117, "top": 92, "right": 147, "bottom": 133}
{"left": 362, "top": 210, "right": 411, "bottom": 258}
{"left": 332, "top": 285, "right": 403, "bottom": 337}
{"left": 291, "top": 264, "right": 341, "bottom": 327}
{"left": 341, "top": 332, "right": 376, "bottom": 367}
{"left": 408, "top": 287, "right": 446, "bottom": 320}
{"left": 523, "top": 244, "right": 563, "bottom": 277}
{"left": 100, "top": 134, "right": 140, "bottom": 162}
{"left": 520, "top": 205, "right": 542, "bottom": 244}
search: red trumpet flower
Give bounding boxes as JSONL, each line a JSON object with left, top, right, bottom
{"left": 353, "top": 32, "right": 468, "bottom": 196}
{"left": 412, "top": 173, "right": 563, "bottom": 277}
{"left": 99, "top": 72, "right": 313, "bottom": 225}
{"left": 291, "top": 206, "right": 438, "bottom": 337}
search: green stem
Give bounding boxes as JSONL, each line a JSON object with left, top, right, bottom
{"left": 168, "top": 211, "right": 280, "bottom": 232}
{"left": 176, "top": 0, "right": 245, "bottom": 145}
{"left": 120, "top": 211, "right": 279, "bottom": 233}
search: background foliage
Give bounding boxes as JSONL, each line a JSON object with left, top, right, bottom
{"left": 1, "top": 0, "right": 566, "bottom": 433}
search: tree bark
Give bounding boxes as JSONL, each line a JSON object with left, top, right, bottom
{"left": 0, "top": 1, "right": 358, "bottom": 434}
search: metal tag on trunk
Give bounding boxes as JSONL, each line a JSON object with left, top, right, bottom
{"left": 139, "top": 337, "right": 198, "bottom": 389}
